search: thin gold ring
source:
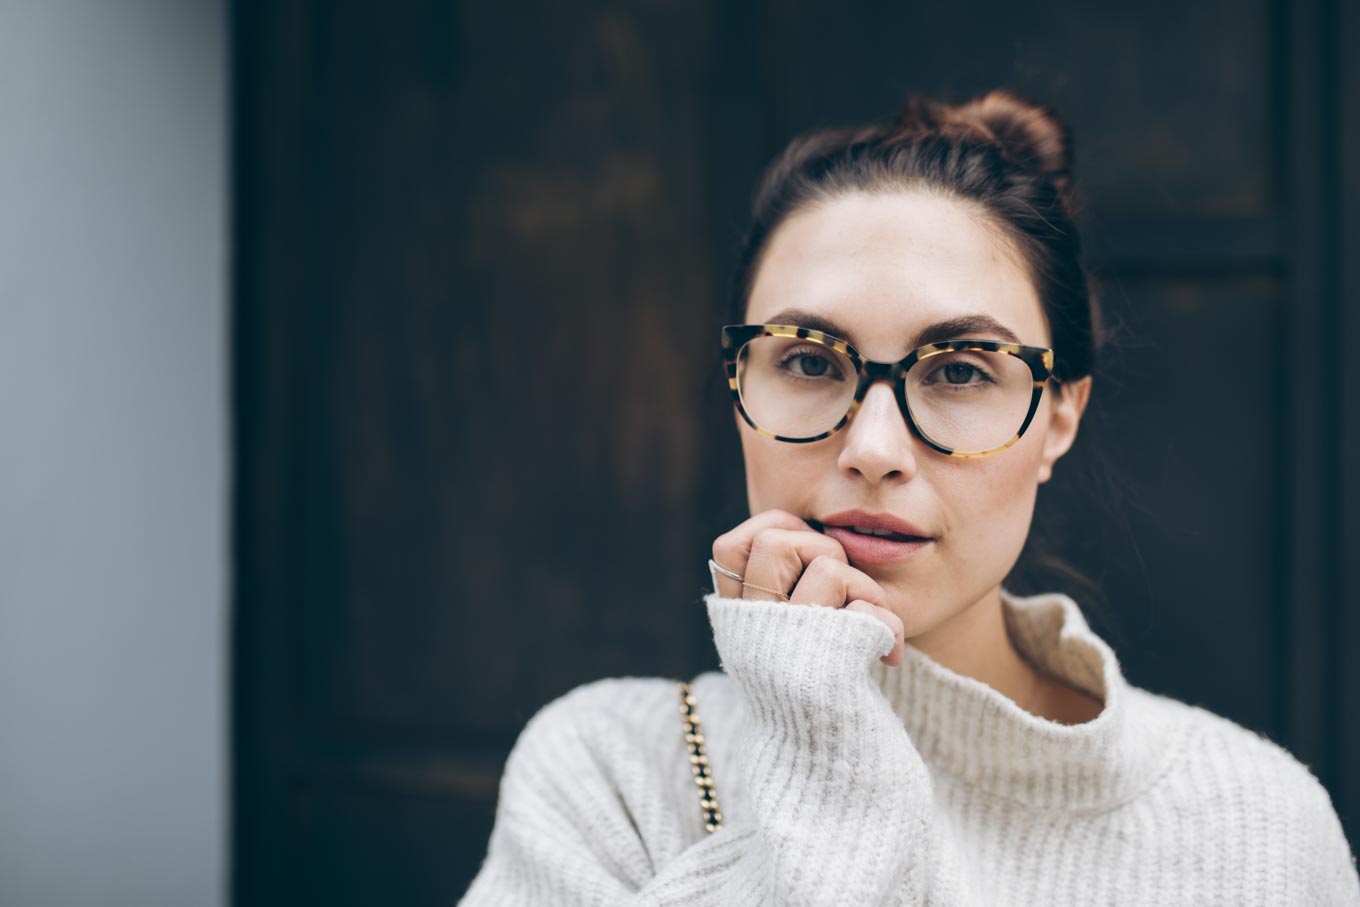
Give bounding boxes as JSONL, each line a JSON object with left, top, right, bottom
{"left": 740, "top": 580, "right": 790, "bottom": 602}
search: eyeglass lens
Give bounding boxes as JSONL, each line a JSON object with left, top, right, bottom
{"left": 735, "top": 335, "right": 1036, "bottom": 451}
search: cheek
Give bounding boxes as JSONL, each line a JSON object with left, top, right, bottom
{"left": 739, "top": 425, "right": 823, "bottom": 515}
{"left": 938, "top": 438, "right": 1043, "bottom": 555}
{"left": 739, "top": 427, "right": 787, "bottom": 513}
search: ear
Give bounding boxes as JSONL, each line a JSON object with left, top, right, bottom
{"left": 1037, "top": 376, "right": 1092, "bottom": 484}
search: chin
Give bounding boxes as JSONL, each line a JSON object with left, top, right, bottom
{"left": 885, "top": 577, "right": 983, "bottom": 639}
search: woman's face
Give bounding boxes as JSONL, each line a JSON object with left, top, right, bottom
{"left": 739, "top": 189, "right": 1090, "bottom": 640}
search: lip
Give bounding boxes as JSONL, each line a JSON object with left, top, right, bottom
{"left": 815, "top": 509, "right": 934, "bottom": 566}
{"left": 817, "top": 509, "right": 932, "bottom": 539}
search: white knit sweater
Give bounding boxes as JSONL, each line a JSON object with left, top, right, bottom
{"left": 460, "top": 589, "right": 1360, "bottom": 905}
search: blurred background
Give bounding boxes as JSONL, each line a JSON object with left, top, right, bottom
{"left": 1, "top": 1, "right": 1357, "bottom": 905}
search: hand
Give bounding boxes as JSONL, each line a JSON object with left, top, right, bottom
{"left": 711, "top": 509, "right": 905, "bottom": 666}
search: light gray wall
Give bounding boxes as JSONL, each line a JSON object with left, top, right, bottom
{"left": 0, "top": 1, "right": 226, "bottom": 905}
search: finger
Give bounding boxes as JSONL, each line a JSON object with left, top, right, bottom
{"left": 742, "top": 528, "right": 848, "bottom": 602}
{"left": 711, "top": 509, "right": 818, "bottom": 598}
{"left": 844, "top": 599, "right": 905, "bottom": 666}
{"left": 787, "top": 555, "right": 888, "bottom": 611}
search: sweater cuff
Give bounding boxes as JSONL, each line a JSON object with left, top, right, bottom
{"left": 705, "top": 593, "right": 896, "bottom": 715}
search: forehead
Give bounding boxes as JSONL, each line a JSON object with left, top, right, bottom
{"left": 744, "top": 189, "right": 1050, "bottom": 354}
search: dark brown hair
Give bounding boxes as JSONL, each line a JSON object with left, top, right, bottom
{"left": 728, "top": 88, "right": 1103, "bottom": 388}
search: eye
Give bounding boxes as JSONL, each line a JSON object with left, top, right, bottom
{"left": 921, "top": 355, "right": 996, "bottom": 388}
{"left": 942, "top": 362, "right": 981, "bottom": 384}
{"left": 775, "top": 345, "right": 845, "bottom": 381}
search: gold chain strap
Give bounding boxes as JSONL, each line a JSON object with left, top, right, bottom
{"left": 678, "top": 681, "right": 723, "bottom": 833}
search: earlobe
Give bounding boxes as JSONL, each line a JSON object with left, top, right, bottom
{"left": 1037, "top": 377, "right": 1092, "bottom": 485}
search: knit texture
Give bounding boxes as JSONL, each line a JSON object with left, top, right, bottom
{"left": 460, "top": 589, "right": 1360, "bottom": 905}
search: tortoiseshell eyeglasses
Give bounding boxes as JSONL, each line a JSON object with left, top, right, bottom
{"left": 721, "top": 324, "right": 1058, "bottom": 458}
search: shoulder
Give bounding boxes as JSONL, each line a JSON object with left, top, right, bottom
{"left": 472, "top": 676, "right": 718, "bottom": 895}
{"left": 1130, "top": 686, "right": 1357, "bottom": 895}
{"left": 492, "top": 672, "right": 747, "bottom": 853}
{"left": 503, "top": 671, "right": 745, "bottom": 797}
{"left": 490, "top": 676, "right": 697, "bottom": 840}
{"left": 512, "top": 675, "right": 686, "bottom": 757}
{"left": 1141, "top": 686, "right": 1333, "bottom": 801}
{"left": 505, "top": 673, "right": 744, "bottom": 774}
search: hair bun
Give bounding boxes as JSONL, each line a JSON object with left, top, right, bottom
{"left": 949, "top": 89, "right": 1075, "bottom": 201}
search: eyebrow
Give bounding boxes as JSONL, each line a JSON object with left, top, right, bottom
{"left": 764, "top": 307, "right": 1025, "bottom": 351}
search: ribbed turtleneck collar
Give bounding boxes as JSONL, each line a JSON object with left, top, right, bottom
{"left": 867, "top": 588, "right": 1167, "bottom": 812}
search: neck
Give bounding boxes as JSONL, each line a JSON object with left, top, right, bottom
{"left": 908, "top": 585, "right": 1098, "bottom": 724}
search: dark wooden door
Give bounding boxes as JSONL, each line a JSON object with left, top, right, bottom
{"left": 232, "top": 2, "right": 1359, "bottom": 903}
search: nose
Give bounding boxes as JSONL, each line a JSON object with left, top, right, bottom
{"left": 835, "top": 379, "right": 920, "bottom": 484}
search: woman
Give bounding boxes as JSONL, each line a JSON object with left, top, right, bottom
{"left": 460, "top": 90, "right": 1360, "bottom": 905}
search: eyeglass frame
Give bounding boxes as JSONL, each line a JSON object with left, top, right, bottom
{"left": 721, "top": 323, "right": 1059, "bottom": 458}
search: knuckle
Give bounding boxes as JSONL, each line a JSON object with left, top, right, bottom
{"left": 815, "top": 536, "right": 849, "bottom": 561}
{"left": 751, "top": 509, "right": 798, "bottom": 534}
{"left": 805, "top": 553, "right": 843, "bottom": 575}
{"left": 749, "top": 527, "right": 787, "bottom": 554}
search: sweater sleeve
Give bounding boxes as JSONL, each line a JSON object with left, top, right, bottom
{"left": 459, "top": 594, "right": 969, "bottom": 906}
{"left": 656, "top": 593, "right": 958, "bottom": 905}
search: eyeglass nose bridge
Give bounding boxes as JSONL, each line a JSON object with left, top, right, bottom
{"left": 842, "top": 357, "right": 925, "bottom": 445}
